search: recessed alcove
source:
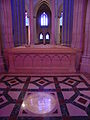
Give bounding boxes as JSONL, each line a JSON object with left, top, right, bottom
{"left": 36, "top": 3, "right": 51, "bottom": 44}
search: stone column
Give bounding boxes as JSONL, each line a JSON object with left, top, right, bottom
{"left": 20, "top": 0, "right": 26, "bottom": 45}
{"left": 33, "top": 17, "right": 38, "bottom": 44}
{"left": 80, "top": 0, "right": 90, "bottom": 73}
{"left": 57, "top": 18, "right": 60, "bottom": 44}
{"left": 71, "top": 0, "right": 87, "bottom": 49}
{"left": 29, "top": 0, "right": 34, "bottom": 44}
{"left": 11, "top": 0, "right": 26, "bottom": 46}
{"left": 0, "top": 30, "right": 4, "bottom": 73}
{"left": 0, "top": 4, "right": 3, "bottom": 73}
{"left": 51, "top": 0, "right": 55, "bottom": 44}
{"left": 0, "top": 49, "right": 4, "bottom": 73}
{"left": 0, "top": 0, "right": 14, "bottom": 72}
{"left": 55, "top": 0, "right": 60, "bottom": 44}
{"left": 0, "top": 0, "right": 14, "bottom": 48}
{"left": 71, "top": 0, "right": 88, "bottom": 71}
{"left": 63, "top": 0, "right": 74, "bottom": 46}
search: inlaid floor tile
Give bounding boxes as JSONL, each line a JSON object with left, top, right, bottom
{"left": 67, "top": 103, "right": 88, "bottom": 116}
{"left": 28, "top": 83, "right": 39, "bottom": 89}
{"left": 77, "top": 82, "right": 88, "bottom": 89}
{"left": 64, "top": 79, "right": 77, "bottom": 86}
{"left": 74, "top": 95, "right": 90, "bottom": 107}
{"left": 57, "top": 77, "right": 67, "bottom": 81}
{"left": 0, "top": 74, "right": 89, "bottom": 120}
{"left": 0, "top": 104, "right": 15, "bottom": 116}
{"left": 44, "top": 77, "right": 54, "bottom": 82}
{"left": 8, "top": 91, "right": 20, "bottom": 100}
{"left": 30, "top": 77, "right": 41, "bottom": 82}
{"left": 36, "top": 79, "right": 49, "bottom": 86}
{"left": 18, "top": 77, "right": 28, "bottom": 82}
{"left": 11, "top": 83, "right": 24, "bottom": 89}
{"left": 62, "top": 91, "right": 75, "bottom": 100}
{"left": 59, "top": 83, "right": 72, "bottom": 89}
{"left": 44, "top": 83, "right": 55, "bottom": 89}
{"left": 2, "top": 76, "right": 15, "bottom": 81}
{"left": 80, "top": 91, "right": 90, "bottom": 98}
{"left": 0, "top": 83, "right": 7, "bottom": 89}
{"left": 19, "top": 91, "right": 61, "bottom": 117}
{"left": 69, "top": 77, "right": 82, "bottom": 81}
{"left": 7, "top": 79, "right": 19, "bottom": 86}
{"left": 0, "top": 95, "right": 8, "bottom": 106}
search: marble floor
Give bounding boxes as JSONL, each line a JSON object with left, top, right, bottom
{"left": 0, "top": 74, "right": 90, "bottom": 120}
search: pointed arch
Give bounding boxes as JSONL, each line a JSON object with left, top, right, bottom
{"left": 33, "top": 0, "right": 51, "bottom": 18}
{"left": 58, "top": 4, "right": 63, "bottom": 18}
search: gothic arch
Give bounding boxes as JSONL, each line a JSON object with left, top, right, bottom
{"left": 36, "top": 2, "right": 51, "bottom": 44}
{"left": 58, "top": 4, "right": 63, "bottom": 18}
{"left": 33, "top": 0, "right": 51, "bottom": 17}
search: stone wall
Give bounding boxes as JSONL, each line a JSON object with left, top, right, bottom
{"left": 80, "top": 0, "right": 90, "bottom": 73}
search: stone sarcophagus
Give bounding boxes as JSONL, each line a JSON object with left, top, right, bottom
{"left": 5, "top": 45, "right": 76, "bottom": 75}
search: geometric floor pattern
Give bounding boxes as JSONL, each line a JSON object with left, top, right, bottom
{"left": 0, "top": 74, "right": 90, "bottom": 120}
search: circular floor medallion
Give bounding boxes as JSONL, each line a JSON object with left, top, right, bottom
{"left": 21, "top": 92, "right": 56, "bottom": 114}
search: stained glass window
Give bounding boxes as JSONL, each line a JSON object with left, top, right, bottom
{"left": 60, "top": 12, "right": 63, "bottom": 26}
{"left": 41, "top": 12, "right": 48, "bottom": 26}
{"left": 46, "top": 33, "right": 49, "bottom": 39}
{"left": 25, "top": 12, "right": 29, "bottom": 26}
{"left": 40, "top": 33, "right": 43, "bottom": 39}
